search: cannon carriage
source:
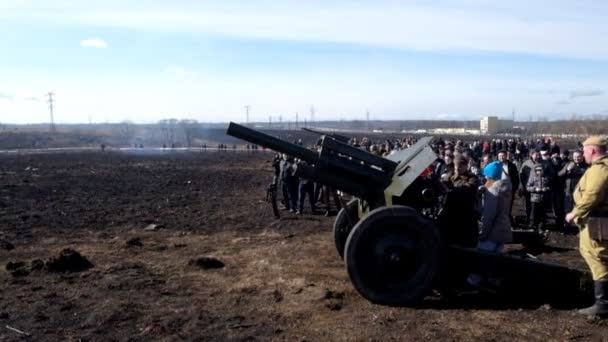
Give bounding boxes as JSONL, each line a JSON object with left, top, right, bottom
{"left": 227, "top": 122, "right": 589, "bottom": 306}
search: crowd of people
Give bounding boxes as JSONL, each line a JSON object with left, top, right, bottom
{"left": 271, "top": 135, "right": 589, "bottom": 232}
{"left": 431, "top": 137, "right": 588, "bottom": 234}
{"left": 344, "top": 135, "right": 587, "bottom": 233}
{"left": 268, "top": 132, "right": 607, "bottom": 317}
{"left": 271, "top": 147, "right": 342, "bottom": 216}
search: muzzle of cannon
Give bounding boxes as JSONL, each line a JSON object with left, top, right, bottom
{"left": 301, "top": 127, "right": 351, "bottom": 144}
{"left": 226, "top": 122, "right": 590, "bottom": 307}
{"left": 227, "top": 122, "right": 400, "bottom": 204}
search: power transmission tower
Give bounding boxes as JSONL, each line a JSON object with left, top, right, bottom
{"left": 47, "top": 91, "right": 56, "bottom": 133}
{"left": 279, "top": 115, "right": 283, "bottom": 129}
{"left": 244, "top": 105, "right": 251, "bottom": 124}
{"left": 268, "top": 115, "right": 272, "bottom": 128}
{"left": 366, "top": 110, "right": 370, "bottom": 131}
{"left": 295, "top": 112, "right": 299, "bottom": 128}
{"left": 310, "top": 105, "right": 315, "bottom": 125}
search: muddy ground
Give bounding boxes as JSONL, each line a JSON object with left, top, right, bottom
{"left": 1, "top": 151, "right": 607, "bottom": 341}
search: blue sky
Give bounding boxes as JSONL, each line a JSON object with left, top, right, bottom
{"left": 1, "top": 0, "right": 607, "bottom": 123}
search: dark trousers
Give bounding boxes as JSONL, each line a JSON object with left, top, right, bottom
{"left": 298, "top": 181, "right": 315, "bottom": 213}
{"left": 282, "top": 180, "right": 298, "bottom": 210}
{"left": 524, "top": 192, "right": 532, "bottom": 224}
{"left": 281, "top": 181, "right": 290, "bottom": 209}
{"left": 509, "top": 191, "right": 516, "bottom": 224}
{"left": 316, "top": 185, "right": 341, "bottom": 213}
{"left": 564, "top": 194, "right": 575, "bottom": 215}
{"left": 530, "top": 201, "right": 546, "bottom": 229}
{"left": 552, "top": 190, "right": 565, "bottom": 230}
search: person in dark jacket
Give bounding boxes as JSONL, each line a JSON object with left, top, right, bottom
{"left": 295, "top": 159, "right": 316, "bottom": 215}
{"left": 520, "top": 152, "right": 539, "bottom": 224}
{"left": 551, "top": 153, "right": 566, "bottom": 230}
{"left": 280, "top": 154, "right": 299, "bottom": 212}
{"left": 527, "top": 166, "right": 551, "bottom": 231}
{"left": 549, "top": 139, "right": 561, "bottom": 155}
{"left": 438, "top": 157, "right": 480, "bottom": 247}
{"left": 559, "top": 150, "right": 587, "bottom": 224}
{"left": 497, "top": 150, "right": 519, "bottom": 221}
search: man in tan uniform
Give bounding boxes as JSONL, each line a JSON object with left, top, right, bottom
{"left": 566, "top": 136, "right": 608, "bottom": 317}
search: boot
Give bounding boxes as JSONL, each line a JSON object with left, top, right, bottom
{"left": 578, "top": 280, "right": 608, "bottom": 317}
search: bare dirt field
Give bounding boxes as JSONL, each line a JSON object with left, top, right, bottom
{"left": 1, "top": 151, "right": 607, "bottom": 341}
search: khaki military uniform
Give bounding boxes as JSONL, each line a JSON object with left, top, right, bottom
{"left": 573, "top": 155, "right": 608, "bottom": 280}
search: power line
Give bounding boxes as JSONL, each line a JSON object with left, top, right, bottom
{"left": 46, "top": 91, "right": 56, "bottom": 133}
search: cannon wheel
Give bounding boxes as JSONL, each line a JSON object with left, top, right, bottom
{"left": 332, "top": 199, "right": 359, "bottom": 259}
{"left": 344, "top": 205, "right": 441, "bottom": 306}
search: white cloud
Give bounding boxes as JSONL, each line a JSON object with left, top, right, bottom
{"left": 570, "top": 89, "right": 604, "bottom": 99}
{"left": 4, "top": 0, "right": 605, "bottom": 60}
{"left": 0, "top": 92, "right": 14, "bottom": 100}
{"left": 80, "top": 38, "right": 108, "bottom": 49}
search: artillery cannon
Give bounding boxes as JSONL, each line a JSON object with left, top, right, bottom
{"left": 227, "top": 122, "right": 590, "bottom": 306}
{"left": 301, "top": 127, "right": 351, "bottom": 144}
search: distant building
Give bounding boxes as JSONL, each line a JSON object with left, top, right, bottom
{"left": 480, "top": 116, "right": 514, "bottom": 134}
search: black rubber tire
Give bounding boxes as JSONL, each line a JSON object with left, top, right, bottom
{"left": 344, "top": 205, "right": 441, "bottom": 306}
{"left": 332, "top": 199, "right": 359, "bottom": 259}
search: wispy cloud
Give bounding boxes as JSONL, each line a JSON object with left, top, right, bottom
{"left": 556, "top": 100, "right": 570, "bottom": 105}
{"left": 80, "top": 38, "right": 108, "bottom": 49}
{"left": 165, "top": 65, "right": 189, "bottom": 76}
{"left": 24, "top": 96, "right": 41, "bottom": 102}
{"left": 570, "top": 89, "right": 604, "bottom": 99}
{"left": 0, "top": 93, "right": 14, "bottom": 100}
{"left": 4, "top": 1, "right": 608, "bottom": 60}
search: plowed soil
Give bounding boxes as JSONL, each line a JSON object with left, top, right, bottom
{"left": 1, "top": 151, "right": 607, "bottom": 341}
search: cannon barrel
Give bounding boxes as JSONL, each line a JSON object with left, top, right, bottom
{"left": 226, "top": 122, "right": 397, "bottom": 201}
{"left": 227, "top": 122, "right": 316, "bottom": 162}
{"left": 301, "top": 127, "right": 350, "bottom": 143}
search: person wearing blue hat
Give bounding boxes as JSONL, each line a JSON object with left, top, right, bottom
{"left": 468, "top": 161, "right": 514, "bottom": 287}
{"left": 479, "top": 161, "right": 513, "bottom": 250}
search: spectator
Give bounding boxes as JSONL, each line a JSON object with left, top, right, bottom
{"left": 527, "top": 166, "right": 551, "bottom": 231}
{"left": 296, "top": 159, "right": 316, "bottom": 215}
{"left": 481, "top": 154, "right": 493, "bottom": 170}
{"left": 280, "top": 154, "right": 299, "bottom": 213}
{"left": 497, "top": 150, "right": 520, "bottom": 221}
{"left": 559, "top": 150, "right": 587, "bottom": 227}
{"left": 540, "top": 150, "right": 555, "bottom": 176}
{"left": 550, "top": 139, "right": 560, "bottom": 155}
{"left": 479, "top": 161, "right": 514, "bottom": 250}
{"left": 467, "top": 161, "right": 513, "bottom": 287}
{"left": 520, "top": 151, "right": 542, "bottom": 225}
{"left": 438, "top": 157, "right": 480, "bottom": 247}
{"left": 440, "top": 154, "right": 454, "bottom": 177}
{"left": 551, "top": 153, "right": 566, "bottom": 230}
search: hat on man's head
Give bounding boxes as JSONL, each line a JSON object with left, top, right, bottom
{"left": 582, "top": 136, "right": 607, "bottom": 147}
{"left": 483, "top": 161, "right": 503, "bottom": 180}
{"left": 534, "top": 165, "right": 543, "bottom": 171}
